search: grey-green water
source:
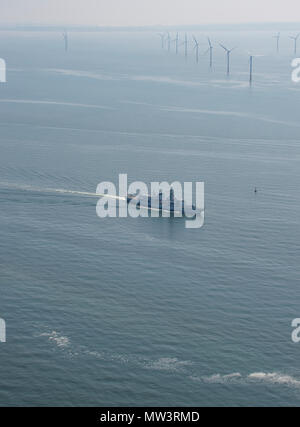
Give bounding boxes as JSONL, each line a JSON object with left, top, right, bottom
{"left": 0, "top": 29, "right": 300, "bottom": 406}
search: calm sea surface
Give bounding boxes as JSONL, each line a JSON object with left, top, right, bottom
{"left": 0, "top": 29, "right": 300, "bottom": 406}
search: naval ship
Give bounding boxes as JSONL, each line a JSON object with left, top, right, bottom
{"left": 127, "top": 188, "right": 197, "bottom": 216}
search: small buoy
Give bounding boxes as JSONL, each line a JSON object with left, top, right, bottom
{"left": 254, "top": 187, "right": 258, "bottom": 193}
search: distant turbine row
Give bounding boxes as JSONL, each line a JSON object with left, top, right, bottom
{"left": 157, "top": 31, "right": 300, "bottom": 85}
{"left": 158, "top": 32, "right": 248, "bottom": 81}
{"left": 59, "top": 30, "right": 300, "bottom": 86}
{"left": 159, "top": 32, "right": 215, "bottom": 68}
{"left": 159, "top": 31, "right": 300, "bottom": 57}
{"left": 272, "top": 32, "right": 300, "bottom": 54}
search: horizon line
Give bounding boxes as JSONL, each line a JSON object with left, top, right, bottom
{"left": 1, "top": 21, "right": 300, "bottom": 32}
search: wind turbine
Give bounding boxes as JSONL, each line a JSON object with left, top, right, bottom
{"left": 273, "top": 32, "right": 280, "bottom": 53}
{"left": 173, "top": 32, "right": 180, "bottom": 54}
{"left": 193, "top": 35, "right": 200, "bottom": 64}
{"left": 290, "top": 33, "right": 300, "bottom": 55}
{"left": 184, "top": 33, "right": 188, "bottom": 59}
{"left": 249, "top": 55, "right": 254, "bottom": 85}
{"left": 204, "top": 37, "right": 213, "bottom": 69}
{"left": 219, "top": 44, "right": 236, "bottom": 75}
{"left": 62, "top": 31, "right": 68, "bottom": 52}
{"left": 166, "top": 32, "right": 171, "bottom": 52}
{"left": 248, "top": 52, "right": 264, "bottom": 86}
{"left": 158, "top": 33, "right": 165, "bottom": 49}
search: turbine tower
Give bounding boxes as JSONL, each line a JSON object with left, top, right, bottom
{"left": 219, "top": 44, "right": 235, "bottom": 75}
{"left": 249, "top": 55, "right": 254, "bottom": 86}
{"left": 166, "top": 32, "right": 171, "bottom": 52}
{"left": 158, "top": 33, "right": 165, "bottom": 49}
{"left": 205, "top": 37, "right": 213, "bottom": 69}
{"left": 273, "top": 32, "right": 280, "bottom": 53}
{"left": 184, "top": 33, "right": 188, "bottom": 59}
{"left": 173, "top": 32, "right": 180, "bottom": 54}
{"left": 290, "top": 33, "right": 300, "bottom": 55}
{"left": 63, "top": 31, "right": 68, "bottom": 52}
{"left": 193, "top": 35, "right": 200, "bottom": 64}
{"left": 248, "top": 53, "right": 263, "bottom": 86}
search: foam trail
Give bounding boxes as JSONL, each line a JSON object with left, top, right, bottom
{"left": 248, "top": 372, "right": 300, "bottom": 387}
{"left": 39, "top": 331, "right": 70, "bottom": 348}
{"left": 45, "top": 69, "right": 256, "bottom": 89}
{"left": 195, "top": 372, "right": 300, "bottom": 388}
{"left": 49, "top": 187, "right": 119, "bottom": 199}
{"left": 161, "top": 106, "right": 300, "bottom": 128}
{"left": 37, "top": 329, "right": 300, "bottom": 389}
{"left": 0, "top": 182, "right": 192, "bottom": 215}
{"left": 0, "top": 99, "right": 113, "bottom": 110}
{"left": 38, "top": 329, "right": 193, "bottom": 373}
{"left": 0, "top": 182, "right": 120, "bottom": 200}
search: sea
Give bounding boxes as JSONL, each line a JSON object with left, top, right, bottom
{"left": 0, "top": 27, "right": 300, "bottom": 407}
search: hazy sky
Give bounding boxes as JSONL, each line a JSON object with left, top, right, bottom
{"left": 1, "top": 0, "right": 300, "bottom": 26}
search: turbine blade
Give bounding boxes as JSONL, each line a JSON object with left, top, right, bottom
{"left": 219, "top": 43, "right": 228, "bottom": 51}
